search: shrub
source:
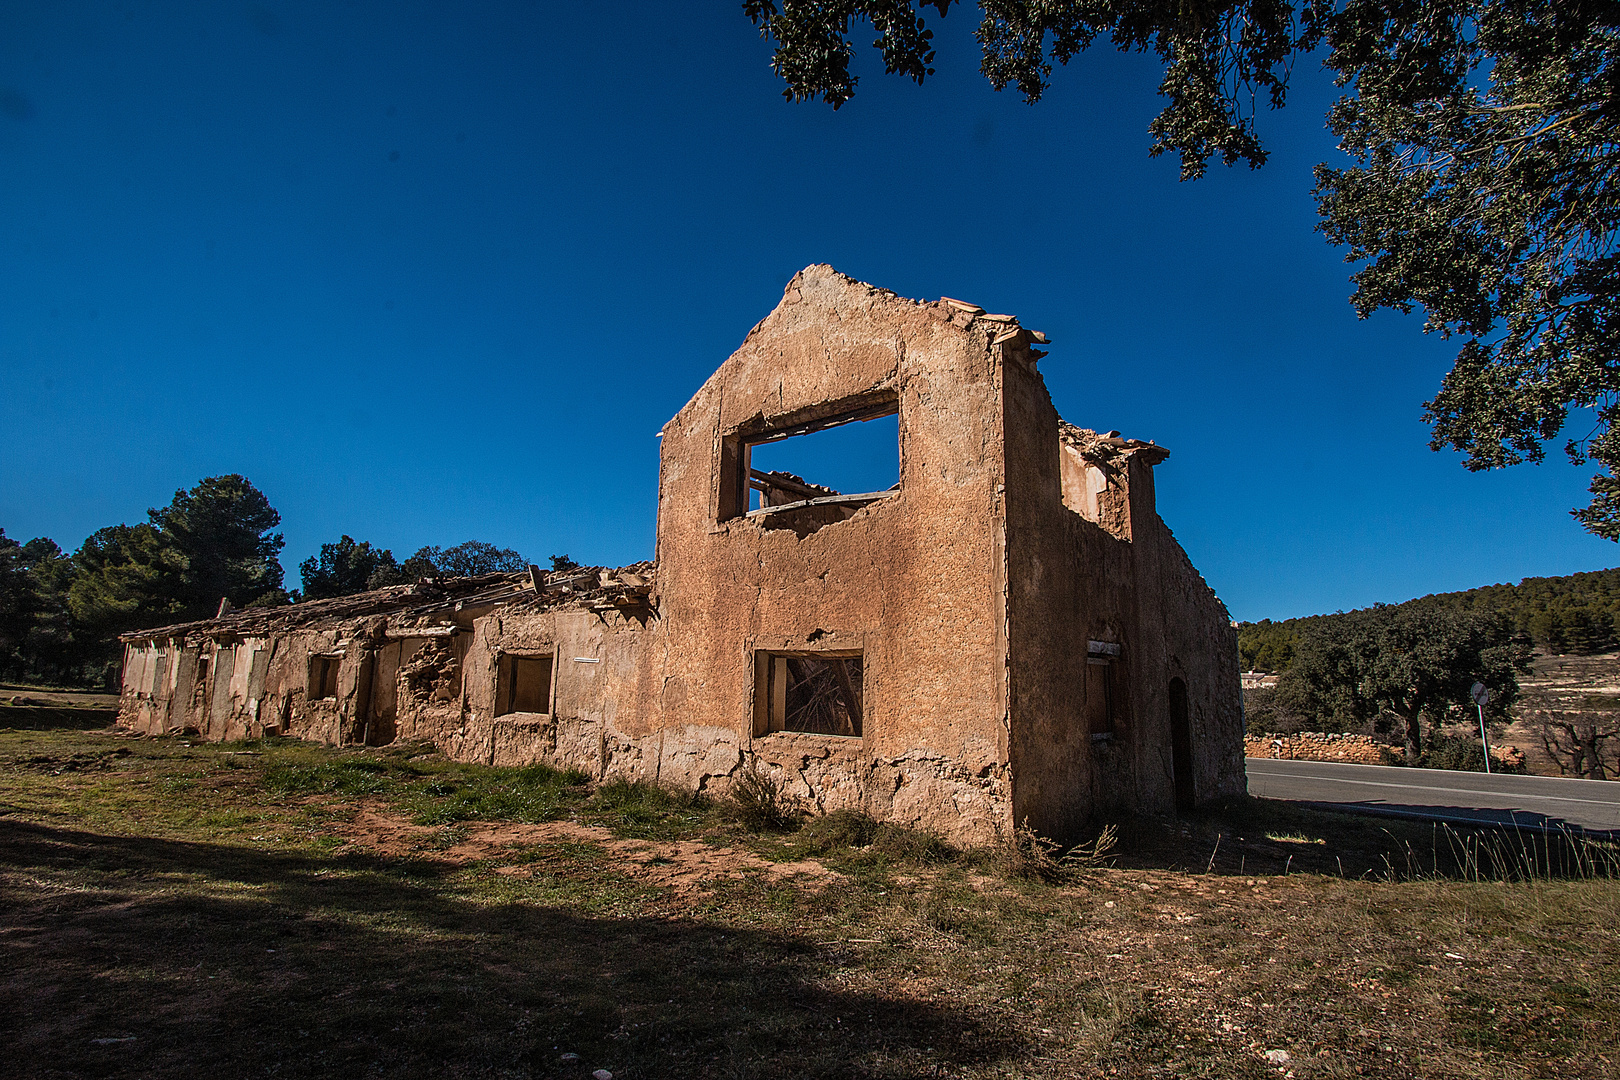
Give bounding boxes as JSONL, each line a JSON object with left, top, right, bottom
{"left": 723, "top": 765, "right": 797, "bottom": 831}
{"left": 791, "top": 809, "right": 956, "bottom": 864}
{"left": 993, "top": 820, "right": 1064, "bottom": 881}
{"left": 1244, "top": 687, "right": 1311, "bottom": 736}
{"left": 1421, "top": 731, "right": 1527, "bottom": 774}
{"left": 991, "top": 820, "right": 1118, "bottom": 881}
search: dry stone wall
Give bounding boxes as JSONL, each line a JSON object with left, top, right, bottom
{"left": 1245, "top": 733, "right": 1402, "bottom": 765}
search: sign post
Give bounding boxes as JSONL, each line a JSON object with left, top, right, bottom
{"left": 1470, "top": 681, "right": 1492, "bottom": 775}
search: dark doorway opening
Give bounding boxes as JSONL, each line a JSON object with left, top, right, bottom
{"left": 1169, "top": 677, "right": 1194, "bottom": 812}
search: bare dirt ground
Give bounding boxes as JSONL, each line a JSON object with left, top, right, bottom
{"left": 1506, "top": 650, "right": 1620, "bottom": 776}
{"left": 332, "top": 802, "right": 844, "bottom": 898}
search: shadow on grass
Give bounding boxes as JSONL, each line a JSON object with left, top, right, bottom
{"left": 0, "top": 705, "right": 118, "bottom": 732}
{"left": 0, "top": 817, "right": 1016, "bottom": 1080}
{"left": 1105, "top": 796, "right": 1620, "bottom": 882}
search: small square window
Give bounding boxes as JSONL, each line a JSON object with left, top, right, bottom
{"left": 755, "top": 651, "right": 862, "bottom": 737}
{"left": 496, "top": 653, "right": 553, "bottom": 716}
{"left": 309, "top": 655, "right": 341, "bottom": 700}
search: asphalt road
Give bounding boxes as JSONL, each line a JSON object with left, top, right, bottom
{"left": 1246, "top": 757, "right": 1620, "bottom": 834}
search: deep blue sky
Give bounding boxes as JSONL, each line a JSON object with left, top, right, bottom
{"left": 1, "top": 2, "right": 1613, "bottom": 621}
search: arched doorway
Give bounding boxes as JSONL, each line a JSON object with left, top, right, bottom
{"left": 1169, "top": 677, "right": 1194, "bottom": 812}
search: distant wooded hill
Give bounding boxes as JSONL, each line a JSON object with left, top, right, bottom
{"left": 1239, "top": 568, "right": 1620, "bottom": 672}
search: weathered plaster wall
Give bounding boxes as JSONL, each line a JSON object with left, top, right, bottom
{"left": 1153, "top": 533, "right": 1246, "bottom": 804}
{"left": 1002, "top": 360, "right": 1156, "bottom": 840}
{"left": 119, "top": 626, "right": 390, "bottom": 745}
{"left": 1001, "top": 359, "right": 1242, "bottom": 841}
{"left": 648, "top": 266, "right": 1014, "bottom": 842}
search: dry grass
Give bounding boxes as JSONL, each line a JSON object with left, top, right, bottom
{"left": 1, "top": 721, "right": 1616, "bottom": 1079}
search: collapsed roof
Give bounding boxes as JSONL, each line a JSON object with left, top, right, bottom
{"left": 120, "top": 563, "right": 655, "bottom": 644}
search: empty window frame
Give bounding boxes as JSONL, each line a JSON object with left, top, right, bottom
{"left": 309, "top": 654, "right": 342, "bottom": 701}
{"left": 719, "top": 398, "right": 900, "bottom": 526}
{"left": 1086, "top": 640, "right": 1122, "bottom": 739}
{"left": 755, "top": 651, "right": 863, "bottom": 737}
{"left": 495, "top": 652, "right": 554, "bottom": 717}
{"left": 192, "top": 654, "right": 211, "bottom": 705}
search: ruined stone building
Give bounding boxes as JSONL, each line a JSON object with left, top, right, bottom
{"left": 119, "top": 266, "right": 1244, "bottom": 843}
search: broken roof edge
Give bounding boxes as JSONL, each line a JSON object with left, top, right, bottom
{"left": 670, "top": 265, "right": 1052, "bottom": 434}
{"left": 1057, "top": 419, "right": 1170, "bottom": 466}
{"left": 118, "top": 562, "right": 658, "bottom": 644}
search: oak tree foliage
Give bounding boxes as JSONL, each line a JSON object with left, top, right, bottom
{"left": 745, "top": 0, "right": 1324, "bottom": 177}
{"left": 305, "top": 538, "right": 531, "bottom": 598}
{"left": 746, "top": 1, "right": 1620, "bottom": 533}
{"left": 1315, "top": 1, "right": 1620, "bottom": 536}
{"left": 1278, "top": 603, "right": 1531, "bottom": 762}
{"left": 434, "top": 540, "right": 528, "bottom": 577}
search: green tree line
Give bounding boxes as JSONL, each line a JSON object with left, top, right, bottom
{"left": 1242, "top": 600, "right": 1536, "bottom": 765}
{"left": 1240, "top": 567, "right": 1620, "bottom": 672}
{"left": 1, "top": 475, "right": 542, "bottom": 688}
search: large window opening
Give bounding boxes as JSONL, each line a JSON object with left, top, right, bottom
{"left": 721, "top": 399, "right": 899, "bottom": 534}
{"left": 755, "top": 651, "right": 863, "bottom": 737}
{"left": 309, "top": 655, "right": 342, "bottom": 701}
{"left": 496, "top": 653, "right": 554, "bottom": 716}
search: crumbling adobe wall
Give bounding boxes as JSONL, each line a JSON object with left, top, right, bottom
{"left": 253, "top": 628, "right": 379, "bottom": 745}
{"left": 117, "top": 641, "right": 174, "bottom": 735}
{"left": 390, "top": 633, "right": 470, "bottom": 750}
{"left": 119, "top": 634, "right": 294, "bottom": 741}
{"left": 1001, "top": 358, "right": 1243, "bottom": 840}
{"left": 445, "top": 607, "right": 653, "bottom": 770}
{"left": 648, "top": 266, "right": 1014, "bottom": 844}
{"left": 1153, "top": 533, "right": 1245, "bottom": 804}
{"left": 1001, "top": 359, "right": 1165, "bottom": 840}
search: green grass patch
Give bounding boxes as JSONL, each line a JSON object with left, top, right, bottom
{"left": 581, "top": 777, "right": 711, "bottom": 839}
{"left": 402, "top": 762, "right": 589, "bottom": 825}
{"left": 3, "top": 724, "right": 1618, "bottom": 1080}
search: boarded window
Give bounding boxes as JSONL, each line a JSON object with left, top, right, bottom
{"left": 309, "top": 655, "right": 341, "bottom": 700}
{"left": 496, "top": 653, "right": 554, "bottom": 716}
{"left": 1087, "top": 640, "right": 1122, "bottom": 739}
{"left": 756, "top": 652, "right": 862, "bottom": 737}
